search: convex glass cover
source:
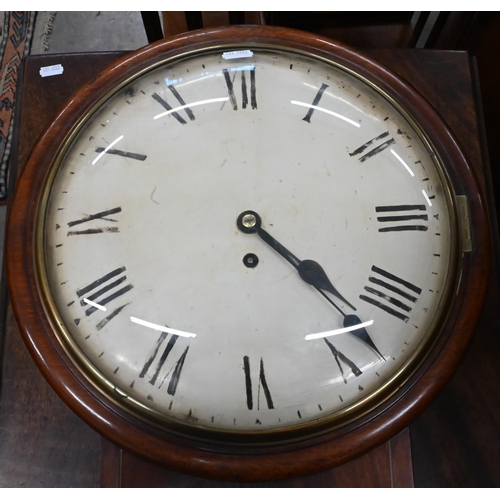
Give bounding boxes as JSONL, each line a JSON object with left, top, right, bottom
{"left": 39, "top": 45, "right": 457, "bottom": 441}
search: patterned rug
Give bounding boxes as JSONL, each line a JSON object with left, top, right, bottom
{"left": 0, "top": 12, "right": 36, "bottom": 202}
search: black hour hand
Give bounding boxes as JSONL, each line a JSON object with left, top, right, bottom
{"left": 298, "top": 259, "right": 356, "bottom": 311}
{"left": 256, "top": 226, "right": 355, "bottom": 309}
{"left": 236, "top": 210, "right": 355, "bottom": 311}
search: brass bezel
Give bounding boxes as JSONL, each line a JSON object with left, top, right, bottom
{"left": 33, "top": 40, "right": 460, "bottom": 446}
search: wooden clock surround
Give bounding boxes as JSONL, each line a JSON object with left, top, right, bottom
{"left": 4, "top": 26, "right": 491, "bottom": 483}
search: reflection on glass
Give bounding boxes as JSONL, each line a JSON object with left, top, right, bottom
{"left": 291, "top": 100, "right": 360, "bottom": 128}
{"left": 83, "top": 298, "right": 106, "bottom": 311}
{"left": 422, "top": 189, "right": 433, "bottom": 207}
{"left": 305, "top": 320, "right": 374, "bottom": 340}
{"left": 228, "top": 64, "right": 255, "bottom": 72}
{"left": 302, "top": 83, "right": 367, "bottom": 115}
{"left": 153, "top": 97, "right": 229, "bottom": 120}
{"left": 92, "top": 135, "right": 124, "bottom": 165}
{"left": 390, "top": 149, "right": 414, "bottom": 177}
{"left": 130, "top": 316, "right": 196, "bottom": 338}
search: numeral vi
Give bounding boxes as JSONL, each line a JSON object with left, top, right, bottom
{"left": 243, "top": 356, "right": 274, "bottom": 410}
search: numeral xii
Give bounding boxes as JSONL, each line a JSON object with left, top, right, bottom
{"left": 223, "top": 67, "right": 257, "bottom": 110}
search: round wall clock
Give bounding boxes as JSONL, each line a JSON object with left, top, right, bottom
{"left": 6, "top": 26, "right": 490, "bottom": 481}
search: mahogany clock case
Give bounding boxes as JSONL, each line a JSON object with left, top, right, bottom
{"left": 5, "top": 26, "right": 491, "bottom": 482}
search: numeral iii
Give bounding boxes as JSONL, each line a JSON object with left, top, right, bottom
{"left": 375, "top": 204, "right": 428, "bottom": 232}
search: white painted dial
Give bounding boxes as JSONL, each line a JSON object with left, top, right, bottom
{"left": 41, "top": 47, "right": 456, "bottom": 437}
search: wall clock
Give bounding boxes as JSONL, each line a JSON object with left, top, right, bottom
{"left": 6, "top": 25, "right": 490, "bottom": 482}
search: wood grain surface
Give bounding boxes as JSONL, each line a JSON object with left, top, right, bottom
{"left": 0, "top": 53, "right": 124, "bottom": 488}
{"left": 371, "top": 49, "right": 500, "bottom": 488}
{"left": 0, "top": 36, "right": 498, "bottom": 486}
{"left": 102, "top": 428, "right": 413, "bottom": 487}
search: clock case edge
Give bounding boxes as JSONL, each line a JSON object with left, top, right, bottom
{"left": 5, "top": 25, "right": 491, "bottom": 481}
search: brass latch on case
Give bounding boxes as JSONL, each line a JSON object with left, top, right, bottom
{"left": 457, "top": 195, "right": 472, "bottom": 253}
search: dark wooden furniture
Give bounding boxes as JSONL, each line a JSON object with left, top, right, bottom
{"left": 153, "top": 11, "right": 426, "bottom": 47}
{"left": 1, "top": 41, "right": 498, "bottom": 486}
{"left": 160, "top": 11, "right": 264, "bottom": 38}
{"left": 100, "top": 429, "right": 413, "bottom": 487}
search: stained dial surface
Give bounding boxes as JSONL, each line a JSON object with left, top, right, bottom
{"left": 42, "top": 47, "right": 455, "bottom": 435}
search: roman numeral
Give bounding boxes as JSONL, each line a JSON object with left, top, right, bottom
{"left": 140, "top": 331, "right": 189, "bottom": 395}
{"left": 67, "top": 207, "right": 121, "bottom": 236}
{"left": 359, "top": 265, "right": 422, "bottom": 322}
{"left": 349, "top": 131, "right": 395, "bottom": 162}
{"left": 243, "top": 356, "right": 274, "bottom": 410}
{"left": 302, "top": 83, "right": 328, "bottom": 123}
{"left": 324, "top": 338, "right": 362, "bottom": 383}
{"left": 152, "top": 84, "right": 195, "bottom": 125}
{"left": 167, "top": 85, "right": 195, "bottom": 120}
{"left": 74, "top": 266, "right": 133, "bottom": 329}
{"left": 222, "top": 67, "right": 257, "bottom": 111}
{"left": 94, "top": 147, "right": 147, "bottom": 161}
{"left": 375, "top": 204, "right": 428, "bottom": 232}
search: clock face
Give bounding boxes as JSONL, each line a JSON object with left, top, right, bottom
{"left": 37, "top": 44, "right": 457, "bottom": 441}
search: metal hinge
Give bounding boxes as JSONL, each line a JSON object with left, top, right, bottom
{"left": 457, "top": 195, "right": 472, "bottom": 253}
